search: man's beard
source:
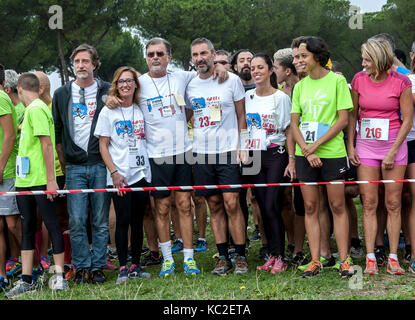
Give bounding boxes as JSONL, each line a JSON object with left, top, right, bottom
{"left": 239, "top": 70, "right": 252, "bottom": 81}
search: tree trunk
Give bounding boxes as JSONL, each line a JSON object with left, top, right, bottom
{"left": 57, "top": 29, "right": 69, "bottom": 83}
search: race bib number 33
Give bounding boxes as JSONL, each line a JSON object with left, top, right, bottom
{"left": 361, "top": 118, "right": 389, "bottom": 141}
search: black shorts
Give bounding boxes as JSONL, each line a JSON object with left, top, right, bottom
{"left": 345, "top": 161, "right": 357, "bottom": 182}
{"left": 193, "top": 151, "right": 242, "bottom": 197}
{"left": 149, "top": 152, "right": 192, "bottom": 198}
{"left": 295, "top": 156, "right": 348, "bottom": 182}
{"left": 408, "top": 140, "right": 415, "bottom": 164}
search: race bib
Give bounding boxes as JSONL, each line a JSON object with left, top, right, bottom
{"left": 194, "top": 106, "right": 218, "bottom": 128}
{"left": 174, "top": 94, "right": 186, "bottom": 106}
{"left": 240, "top": 129, "right": 266, "bottom": 150}
{"left": 16, "top": 156, "right": 29, "bottom": 178}
{"left": 300, "top": 122, "right": 330, "bottom": 143}
{"left": 148, "top": 96, "right": 180, "bottom": 119}
{"left": 361, "top": 118, "right": 389, "bottom": 141}
{"left": 128, "top": 146, "right": 148, "bottom": 169}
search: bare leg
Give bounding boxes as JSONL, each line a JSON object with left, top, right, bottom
{"left": 319, "top": 186, "right": 331, "bottom": 257}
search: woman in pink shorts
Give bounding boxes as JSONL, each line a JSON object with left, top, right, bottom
{"left": 347, "top": 38, "right": 413, "bottom": 275}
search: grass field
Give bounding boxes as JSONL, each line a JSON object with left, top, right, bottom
{"left": 2, "top": 198, "right": 415, "bottom": 301}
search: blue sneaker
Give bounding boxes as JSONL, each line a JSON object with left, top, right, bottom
{"left": 0, "top": 276, "right": 10, "bottom": 292}
{"left": 160, "top": 260, "right": 175, "bottom": 277}
{"left": 32, "top": 266, "right": 46, "bottom": 289}
{"left": 171, "top": 239, "right": 183, "bottom": 253}
{"left": 6, "top": 261, "right": 22, "bottom": 279}
{"left": 116, "top": 266, "right": 130, "bottom": 284}
{"left": 195, "top": 239, "right": 208, "bottom": 252}
{"left": 409, "top": 258, "right": 415, "bottom": 274}
{"left": 183, "top": 258, "right": 200, "bottom": 275}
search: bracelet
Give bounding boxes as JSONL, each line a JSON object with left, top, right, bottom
{"left": 289, "top": 155, "right": 295, "bottom": 159}
{"left": 110, "top": 170, "right": 118, "bottom": 176}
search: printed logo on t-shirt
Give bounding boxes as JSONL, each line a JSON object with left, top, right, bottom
{"left": 72, "top": 101, "right": 97, "bottom": 121}
{"left": 247, "top": 113, "right": 261, "bottom": 129}
{"left": 247, "top": 113, "right": 276, "bottom": 134}
{"left": 115, "top": 119, "right": 145, "bottom": 140}
{"left": 302, "top": 89, "right": 328, "bottom": 120}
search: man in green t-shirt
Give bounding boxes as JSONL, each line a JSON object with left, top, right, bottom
{"left": 6, "top": 73, "right": 68, "bottom": 299}
{"left": 0, "top": 64, "right": 20, "bottom": 292}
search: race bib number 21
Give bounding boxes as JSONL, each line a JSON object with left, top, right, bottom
{"left": 300, "top": 122, "right": 330, "bottom": 143}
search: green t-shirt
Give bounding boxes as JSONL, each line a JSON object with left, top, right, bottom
{"left": 15, "top": 99, "right": 56, "bottom": 188}
{"left": 0, "top": 91, "right": 18, "bottom": 179}
{"left": 291, "top": 71, "right": 353, "bottom": 158}
{"left": 14, "top": 102, "right": 25, "bottom": 147}
{"left": 46, "top": 103, "right": 63, "bottom": 177}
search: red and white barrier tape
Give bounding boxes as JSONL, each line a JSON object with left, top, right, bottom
{"left": 2, "top": 179, "right": 415, "bottom": 197}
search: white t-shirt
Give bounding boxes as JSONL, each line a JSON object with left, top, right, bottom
{"left": 185, "top": 72, "right": 245, "bottom": 154}
{"left": 138, "top": 71, "right": 195, "bottom": 158}
{"left": 72, "top": 81, "right": 98, "bottom": 151}
{"left": 245, "top": 89, "right": 292, "bottom": 149}
{"left": 406, "top": 74, "right": 415, "bottom": 141}
{"left": 94, "top": 104, "right": 151, "bottom": 186}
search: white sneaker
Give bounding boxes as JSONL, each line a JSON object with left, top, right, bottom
{"left": 50, "top": 275, "right": 69, "bottom": 291}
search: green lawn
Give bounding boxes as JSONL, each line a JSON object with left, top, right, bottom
{"left": 3, "top": 197, "right": 415, "bottom": 300}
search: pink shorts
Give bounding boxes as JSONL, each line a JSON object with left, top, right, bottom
{"left": 356, "top": 127, "right": 408, "bottom": 168}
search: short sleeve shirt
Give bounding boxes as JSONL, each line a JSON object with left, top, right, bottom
{"left": 0, "top": 91, "right": 18, "bottom": 179}
{"left": 406, "top": 74, "right": 415, "bottom": 141}
{"left": 291, "top": 71, "right": 353, "bottom": 158}
{"left": 15, "top": 99, "right": 55, "bottom": 188}
{"left": 94, "top": 104, "right": 151, "bottom": 186}
{"left": 185, "top": 72, "right": 245, "bottom": 154}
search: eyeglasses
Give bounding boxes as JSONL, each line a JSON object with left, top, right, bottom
{"left": 117, "top": 79, "right": 135, "bottom": 85}
{"left": 147, "top": 51, "right": 165, "bottom": 58}
{"left": 215, "top": 60, "right": 229, "bottom": 66}
{"left": 79, "top": 88, "right": 85, "bottom": 105}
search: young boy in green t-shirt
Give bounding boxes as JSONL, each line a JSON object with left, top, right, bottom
{"left": 6, "top": 73, "right": 68, "bottom": 299}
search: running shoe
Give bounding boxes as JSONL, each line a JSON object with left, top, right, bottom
{"left": 364, "top": 257, "right": 378, "bottom": 275}
{"left": 40, "top": 255, "right": 51, "bottom": 270}
{"left": 6, "top": 257, "right": 19, "bottom": 273}
{"left": 195, "top": 239, "right": 208, "bottom": 252}
{"left": 292, "top": 252, "right": 309, "bottom": 266}
{"left": 321, "top": 255, "right": 336, "bottom": 268}
{"left": 183, "top": 258, "right": 200, "bottom": 276}
{"left": 409, "top": 258, "right": 415, "bottom": 274}
{"left": 171, "top": 239, "right": 183, "bottom": 253}
{"left": 234, "top": 254, "right": 249, "bottom": 275}
{"left": 387, "top": 256, "right": 404, "bottom": 275}
{"left": 404, "top": 245, "right": 411, "bottom": 263}
{"left": 375, "top": 246, "right": 387, "bottom": 267}
{"left": 141, "top": 246, "right": 150, "bottom": 255}
{"left": 257, "top": 256, "right": 276, "bottom": 271}
{"left": 249, "top": 228, "right": 261, "bottom": 241}
{"left": 160, "top": 260, "right": 175, "bottom": 277}
{"left": 32, "top": 266, "right": 46, "bottom": 289}
{"left": 107, "top": 247, "right": 118, "bottom": 260}
{"left": 116, "top": 266, "right": 130, "bottom": 284}
{"left": 301, "top": 260, "right": 322, "bottom": 278}
{"left": 64, "top": 264, "right": 75, "bottom": 281}
{"left": 90, "top": 269, "right": 106, "bottom": 284}
{"left": 75, "top": 268, "right": 90, "bottom": 284}
{"left": 50, "top": 276, "right": 69, "bottom": 291}
{"left": 142, "top": 251, "right": 162, "bottom": 266}
{"left": 339, "top": 257, "right": 355, "bottom": 277}
{"left": 5, "top": 279, "right": 35, "bottom": 299}
{"left": 104, "top": 257, "right": 118, "bottom": 271}
{"left": 0, "top": 276, "right": 10, "bottom": 292}
{"left": 286, "top": 244, "right": 295, "bottom": 259}
{"left": 6, "top": 261, "right": 22, "bottom": 278}
{"left": 211, "top": 256, "right": 233, "bottom": 276}
{"left": 351, "top": 246, "right": 365, "bottom": 260}
{"left": 271, "top": 256, "right": 288, "bottom": 274}
{"left": 129, "top": 264, "right": 151, "bottom": 279}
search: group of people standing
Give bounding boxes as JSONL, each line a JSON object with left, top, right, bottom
{"left": 0, "top": 31, "right": 414, "bottom": 298}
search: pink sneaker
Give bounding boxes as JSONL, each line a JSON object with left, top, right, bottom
{"left": 271, "top": 256, "right": 288, "bottom": 274}
{"left": 104, "top": 257, "right": 118, "bottom": 270}
{"left": 257, "top": 256, "right": 276, "bottom": 271}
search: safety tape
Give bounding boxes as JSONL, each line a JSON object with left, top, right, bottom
{"left": 2, "top": 179, "right": 414, "bottom": 197}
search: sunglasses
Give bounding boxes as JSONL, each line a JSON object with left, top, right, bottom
{"left": 215, "top": 60, "right": 229, "bottom": 65}
{"left": 147, "top": 51, "right": 165, "bottom": 58}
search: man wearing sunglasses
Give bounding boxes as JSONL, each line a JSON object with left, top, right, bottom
{"left": 52, "top": 44, "right": 111, "bottom": 285}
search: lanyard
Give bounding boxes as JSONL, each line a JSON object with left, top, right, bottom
{"left": 150, "top": 73, "right": 172, "bottom": 108}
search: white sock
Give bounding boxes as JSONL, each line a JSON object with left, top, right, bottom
{"left": 160, "top": 241, "right": 174, "bottom": 263}
{"left": 183, "top": 248, "right": 194, "bottom": 262}
{"left": 389, "top": 253, "right": 398, "bottom": 260}
{"left": 198, "top": 238, "right": 206, "bottom": 242}
{"left": 367, "top": 253, "right": 376, "bottom": 260}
